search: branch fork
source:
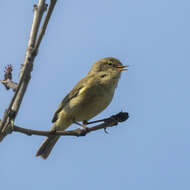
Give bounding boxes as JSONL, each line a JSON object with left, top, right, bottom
{"left": 0, "top": 0, "right": 57, "bottom": 142}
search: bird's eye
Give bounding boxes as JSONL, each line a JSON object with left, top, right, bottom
{"left": 107, "top": 61, "right": 113, "bottom": 66}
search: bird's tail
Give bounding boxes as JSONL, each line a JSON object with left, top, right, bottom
{"left": 36, "top": 135, "right": 60, "bottom": 159}
{"left": 36, "top": 119, "right": 72, "bottom": 159}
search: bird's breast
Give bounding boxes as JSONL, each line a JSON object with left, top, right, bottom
{"left": 72, "top": 77, "right": 119, "bottom": 121}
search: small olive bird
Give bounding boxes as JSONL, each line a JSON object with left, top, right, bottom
{"left": 36, "top": 57, "right": 128, "bottom": 159}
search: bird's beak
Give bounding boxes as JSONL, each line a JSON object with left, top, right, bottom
{"left": 116, "top": 65, "right": 128, "bottom": 71}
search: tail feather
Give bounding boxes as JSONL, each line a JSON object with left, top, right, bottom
{"left": 36, "top": 119, "right": 72, "bottom": 159}
{"left": 36, "top": 136, "right": 59, "bottom": 159}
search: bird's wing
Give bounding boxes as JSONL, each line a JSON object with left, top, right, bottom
{"left": 51, "top": 75, "right": 94, "bottom": 123}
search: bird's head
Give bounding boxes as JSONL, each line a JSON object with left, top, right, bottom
{"left": 89, "top": 57, "right": 128, "bottom": 75}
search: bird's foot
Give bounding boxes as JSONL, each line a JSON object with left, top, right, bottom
{"left": 74, "top": 121, "right": 89, "bottom": 136}
{"left": 79, "top": 127, "right": 90, "bottom": 136}
{"left": 49, "top": 129, "right": 57, "bottom": 135}
{"left": 83, "top": 120, "right": 89, "bottom": 125}
{"left": 74, "top": 121, "right": 89, "bottom": 133}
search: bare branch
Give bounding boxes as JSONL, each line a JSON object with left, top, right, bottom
{"left": 12, "top": 112, "right": 129, "bottom": 137}
{"left": 34, "top": 0, "right": 57, "bottom": 52}
{"left": 0, "top": 0, "right": 57, "bottom": 141}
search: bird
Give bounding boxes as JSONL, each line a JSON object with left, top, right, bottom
{"left": 36, "top": 57, "right": 128, "bottom": 159}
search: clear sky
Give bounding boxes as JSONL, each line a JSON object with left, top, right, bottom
{"left": 1, "top": 0, "right": 190, "bottom": 189}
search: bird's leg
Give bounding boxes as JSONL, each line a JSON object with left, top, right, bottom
{"left": 74, "top": 121, "right": 89, "bottom": 134}
{"left": 83, "top": 115, "right": 119, "bottom": 134}
{"left": 83, "top": 119, "right": 105, "bottom": 125}
{"left": 83, "top": 120, "right": 88, "bottom": 125}
{"left": 83, "top": 120, "right": 109, "bottom": 134}
{"left": 49, "top": 129, "right": 57, "bottom": 135}
{"left": 74, "top": 121, "right": 87, "bottom": 128}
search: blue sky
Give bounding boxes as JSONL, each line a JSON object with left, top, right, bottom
{"left": 0, "top": 0, "right": 190, "bottom": 189}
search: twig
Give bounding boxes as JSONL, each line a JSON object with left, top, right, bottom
{"left": 0, "top": 0, "right": 57, "bottom": 141}
{"left": 1, "top": 65, "right": 18, "bottom": 91}
{"left": 34, "top": 0, "right": 57, "bottom": 52}
{"left": 12, "top": 112, "right": 129, "bottom": 137}
{"left": 1, "top": 79, "right": 18, "bottom": 92}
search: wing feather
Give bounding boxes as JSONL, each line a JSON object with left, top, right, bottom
{"left": 51, "top": 75, "right": 95, "bottom": 123}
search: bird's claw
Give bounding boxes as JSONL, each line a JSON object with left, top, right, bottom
{"left": 83, "top": 120, "right": 88, "bottom": 125}
{"left": 50, "top": 129, "right": 57, "bottom": 135}
{"left": 79, "top": 127, "right": 89, "bottom": 136}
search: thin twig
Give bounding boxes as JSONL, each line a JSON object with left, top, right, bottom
{"left": 12, "top": 112, "right": 129, "bottom": 137}
{"left": 34, "top": 0, "right": 57, "bottom": 52}
{"left": 0, "top": 79, "right": 18, "bottom": 92}
{"left": 0, "top": 65, "right": 17, "bottom": 91}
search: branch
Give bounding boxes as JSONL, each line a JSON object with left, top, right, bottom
{"left": 34, "top": 0, "right": 57, "bottom": 52}
{"left": 0, "top": 0, "right": 57, "bottom": 141}
{"left": 12, "top": 112, "right": 129, "bottom": 137}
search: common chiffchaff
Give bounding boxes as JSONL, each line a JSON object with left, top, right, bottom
{"left": 36, "top": 57, "right": 128, "bottom": 159}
